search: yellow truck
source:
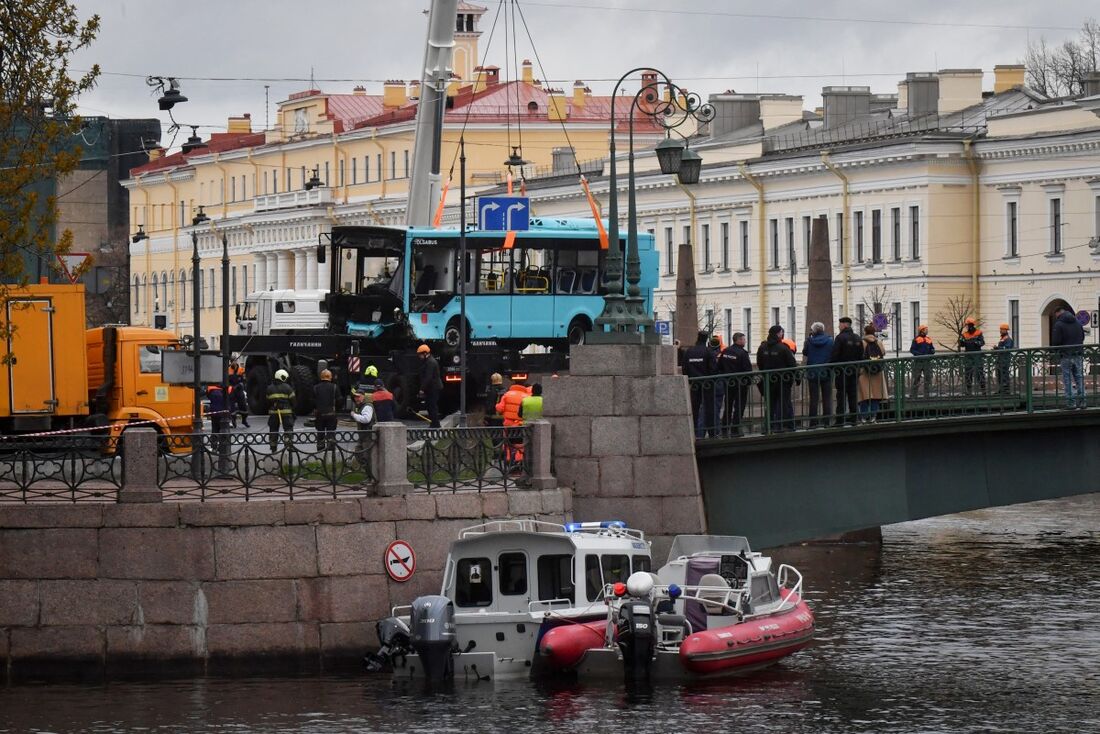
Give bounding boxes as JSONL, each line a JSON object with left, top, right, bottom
{"left": 1, "top": 283, "right": 193, "bottom": 440}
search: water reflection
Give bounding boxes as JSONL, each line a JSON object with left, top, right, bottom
{"left": 2, "top": 494, "right": 1099, "bottom": 734}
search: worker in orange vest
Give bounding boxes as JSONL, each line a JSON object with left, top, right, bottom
{"left": 495, "top": 379, "right": 532, "bottom": 426}
{"left": 495, "top": 378, "right": 532, "bottom": 465}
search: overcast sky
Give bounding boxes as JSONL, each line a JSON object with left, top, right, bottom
{"left": 70, "top": 0, "right": 1097, "bottom": 149}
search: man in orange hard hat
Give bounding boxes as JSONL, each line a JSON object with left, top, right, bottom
{"left": 416, "top": 344, "right": 442, "bottom": 428}
{"left": 992, "top": 322, "right": 1015, "bottom": 395}
{"left": 958, "top": 317, "right": 986, "bottom": 395}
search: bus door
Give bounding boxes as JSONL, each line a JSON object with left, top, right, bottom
{"left": 510, "top": 246, "right": 555, "bottom": 339}
{"left": 552, "top": 241, "right": 602, "bottom": 338}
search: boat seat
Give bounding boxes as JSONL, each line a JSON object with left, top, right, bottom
{"left": 697, "top": 573, "right": 733, "bottom": 615}
{"left": 656, "top": 613, "right": 689, "bottom": 644}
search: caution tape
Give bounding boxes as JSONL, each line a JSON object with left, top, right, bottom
{"left": 0, "top": 410, "right": 234, "bottom": 441}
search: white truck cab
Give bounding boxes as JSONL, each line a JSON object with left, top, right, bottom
{"left": 235, "top": 289, "right": 330, "bottom": 335}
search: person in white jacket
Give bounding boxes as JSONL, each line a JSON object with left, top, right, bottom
{"left": 350, "top": 392, "right": 375, "bottom": 467}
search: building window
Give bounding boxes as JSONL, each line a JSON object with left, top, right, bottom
{"left": 1010, "top": 299, "right": 1020, "bottom": 344}
{"left": 724, "top": 308, "right": 732, "bottom": 345}
{"left": 351, "top": 158, "right": 357, "bottom": 185}
{"left": 1094, "top": 194, "right": 1100, "bottom": 239}
{"left": 769, "top": 219, "right": 779, "bottom": 269}
{"left": 664, "top": 226, "right": 674, "bottom": 275}
{"left": 855, "top": 211, "right": 865, "bottom": 262}
{"left": 909, "top": 206, "right": 920, "bottom": 259}
{"left": 286, "top": 167, "right": 292, "bottom": 191}
{"left": 180, "top": 270, "right": 187, "bottom": 309}
{"left": 324, "top": 161, "right": 330, "bottom": 186}
{"left": 403, "top": 149, "right": 410, "bottom": 178}
{"left": 1050, "top": 197, "right": 1062, "bottom": 254}
{"left": 743, "top": 307, "right": 752, "bottom": 347}
{"left": 787, "top": 305, "right": 796, "bottom": 341}
{"left": 179, "top": 200, "right": 185, "bottom": 227}
{"left": 910, "top": 300, "right": 920, "bottom": 338}
{"left": 242, "top": 264, "right": 248, "bottom": 296}
{"left": 1006, "top": 201, "right": 1018, "bottom": 257}
{"left": 739, "top": 220, "right": 749, "bottom": 270}
{"left": 209, "top": 267, "right": 216, "bottom": 306}
{"left": 133, "top": 276, "right": 140, "bottom": 313}
{"left": 338, "top": 160, "right": 345, "bottom": 187}
{"left": 771, "top": 306, "right": 780, "bottom": 328}
{"left": 198, "top": 269, "right": 204, "bottom": 309}
{"left": 785, "top": 217, "right": 795, "bottom": 270}
{"left": 151, "top": 273, "right": 158, "bottom": 304}
{"left": 683, "top": 224, "right": 691, "bottom": 247}
{"left": 390, "top": 151, "right": 397, "bottom": 179}
{"left": 802, "top": 215, "right": 812, "bottom": 265}
{"left": 300, "top": 166, "right": 307, "bottom": 189}
{"left": 701, "top": 223, "right": 711, "bottom": 271}
{"left": 364, "top": 156, "right": 370, "bottom": 183}
{"left": 835, "top": 212, "right": 845, "bottom": 265}
{"left": 376, "top": 154, "right": 382, "bottom": 181}
{"left": 704, "top": 308, "right": 714, "bottom": 332}
{"left": 857, "top": 303, "right": 866, "bottom": 331}
{"left": 871, "top": 210, "right": 882, "bottom": 263}
{"left": 892, "top": 302, "right": 901, "bottom": 353}
{"left": 241, "top": 175, "right": 247, "bottom": 200}
{"left": 891, "top": 207, "right": 901, "bottom": 261}
{"left": 720, "top": 222, "right": 730, "bottom": 270}
{"left": 230, "top": 177, "right": 236, "bottom": 202}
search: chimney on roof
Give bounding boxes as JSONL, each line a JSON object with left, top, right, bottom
{"left": 472, "top": 66, "right": 488, "bottom": 93}
{"left": 148, "top": 147, "right": 164, "bottom": 161}
{"left": 483, "top": 66, "right": 500, "bottom": 87}
{"left": 552, "top": 146, "right": 574, "bottom": 174}
{"left": 522, "top": 59, "right": 533, "bottom": 84}
{"left": 383, "top": 80, "right": 407, "bottom": 108}
{"left": 408, "top": 80, "right": 420, "bottom": 101}
{"left": 1082, "top": 72, "right": 1100, "bottom": 97}
{"left": 352, "top": 85, "right": 367, "bottom": 96}
{"left": 897, "top": 80, "right": 908, "bottom": 112}
{"left": 573, "top": 81, "right": 586, "bottom": 109}
{"left": 227, "top": 114, "right": 252, "bottom": 134}
{"left": 759, "top": 94, "right": 804, "bottom": 130}
{"left": 822, "top": 86, "right": 872, "bottom": 129}
{"left": 993, "top": 64, "right": 1026, "bottom": 93}
{"left": 547, "top": 88, "right": 567, "bottom": 122}
{"left": 905, "top": 72, "right": 939, "bottom": 117}
{"left": 707, "top": 92, "right": 762, "bottom": 137}
{"left": 871, "top": 93, "right": 898, "bottom": 112}
{"left": 937, "top": 69, "right": 982, "bottom": 114}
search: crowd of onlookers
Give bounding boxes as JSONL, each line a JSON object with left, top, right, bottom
{"left": 680, "top": 303, "right": 1090, "bottom": 439}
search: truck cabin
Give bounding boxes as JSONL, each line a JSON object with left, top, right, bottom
{"left": 442, "top": 531, "right": 652, "bottom": 615}
{"left": 235, "top": 290, "right": 329, "bottom": 335}
{"left": 325, "top": 226, "right": 407, "bottom": 330}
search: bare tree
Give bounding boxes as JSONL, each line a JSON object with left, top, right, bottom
{"left": 1026, "top": 18, "right": 1100, "bottom": 97}
{"left": 933, "top": 295, "right": 983, "bottom": 352}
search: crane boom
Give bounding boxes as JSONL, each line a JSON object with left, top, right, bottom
{"left": 405, "top": 0, "right": 460, "bottom": 227}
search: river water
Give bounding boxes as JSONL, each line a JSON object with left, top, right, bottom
{"left": 3, "top": 494, "right": 1099, "bottom": 734}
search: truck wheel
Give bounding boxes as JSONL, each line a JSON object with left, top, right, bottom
{"left": 385, "top": 373, "right": 413, "bottom": 418}
{"left": 290, "top": 365, "right": 316, "bottom": 415}
{"left": 246, "top": 365, "right": 270, "bottom": 415}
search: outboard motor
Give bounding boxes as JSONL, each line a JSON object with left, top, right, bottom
{"left": 365, "top": 616, "right": 411, "bottom": 672}
{"left": 616, "top": 572, "right": 656, "bottom": 679}
{"left": 409, "top": 595, "right": 457, "bottom": 682}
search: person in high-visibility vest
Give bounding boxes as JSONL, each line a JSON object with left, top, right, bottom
{"left": 227, "top": 359, "right": 249, "bottom": 427}
{"left": 266, "top": 369, "right": 296, "bottom": 451}
{"left": 495, "top": 379, "right": 531, "bottom": 466}
{"left": 519, "top": 383, "right": 543, "bottom": 421}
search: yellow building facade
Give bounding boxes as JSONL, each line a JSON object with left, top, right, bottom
{"left": 124, "top": 3, "right": 655, "bottom": 343}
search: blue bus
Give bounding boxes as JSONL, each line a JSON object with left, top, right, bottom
{"left": 324, "top": 218, "right": 658, "bottom": 349}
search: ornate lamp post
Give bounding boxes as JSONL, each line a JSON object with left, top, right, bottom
{"left": 591, "top": 69, "right": 715, "bottom": 344}
{"left": 190, "top": 206, "right": 208, "bottom": 433}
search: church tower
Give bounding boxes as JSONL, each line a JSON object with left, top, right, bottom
{"left": 453, "top": 3, "right": 486, "bottom": 81}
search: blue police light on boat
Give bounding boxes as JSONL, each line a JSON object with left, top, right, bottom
{"left": 565, "top": 520, "right": 626, "bottom": 532}
{"left": 667, "top": 584, "right": 682, "bottom": 599}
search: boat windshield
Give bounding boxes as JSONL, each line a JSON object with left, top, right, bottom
{"left": 666, "top": 535, "right": 751, "bottom": 565}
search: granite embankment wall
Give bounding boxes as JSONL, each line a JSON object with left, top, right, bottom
{"left": 0, "top": 489, "right": 571, "bottom": 679}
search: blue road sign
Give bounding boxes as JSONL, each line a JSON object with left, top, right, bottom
{"left": 1076, "top": 310, "right": 1091, "bottom": 326}
{"left": 872, "top": 312, "right": 889, "bottom": 331}
{"left": 478, "top": 196, "right": 530, "bottom": 231}
{"left": 655, "top": 320, "right": 671, "bottom": 336}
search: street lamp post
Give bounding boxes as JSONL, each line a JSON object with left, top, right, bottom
{"left": 190, "top": 206, "right": 208, "bottom": 434}
{"left": 221, "top": 233, "right": 230, "bottom": 406}
{"left": 591, "top": 69, "right": 715, "bottom": 344}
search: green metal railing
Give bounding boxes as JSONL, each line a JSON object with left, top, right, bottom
{"left": 687, "top": 345, "right": 1099, "bottom": 440}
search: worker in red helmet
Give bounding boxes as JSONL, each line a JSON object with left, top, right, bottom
{"left": 416, "top": 344, "right": 442, "bottom": 427}
{"left": 958, "top": 317, "right": 986, "bottom": 394}
{"left": 992, "top": 322, "right": 1015, "bottom": 395}
{"left": 909, "top": 324, "right": 935, "bottom": 399}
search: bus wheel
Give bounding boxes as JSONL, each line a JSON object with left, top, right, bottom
{"left": 246, "top": 365, "right": 270, "bottom": 415}
{"left": 567, "top": 317, "right": 591, "bottom": 346}
{"left": 444, "top": 318, "right": 469, "bottom": 348}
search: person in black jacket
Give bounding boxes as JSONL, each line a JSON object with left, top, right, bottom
{"left": 312, "top": 369, "right": 341, "bottom": 452}
{"left": 682, "top": 331, "right": 716, "bottom": 438}
{"left": 416, "top": 344, "right": 443, "bottom": 428}
{"left": 958, "top": 317, "right": 986, "bottom": 395}
{"left": 756, "top": 325, "right": 797, "bottom": 432}
{"left": 1051, "top": 306, "right": 1086, "bottom": 409}
{"left": 716, "top": 332, "right": 753, "bottom": 436}
{"left": 830, "top": 317, "right": 864, "bottom": 426}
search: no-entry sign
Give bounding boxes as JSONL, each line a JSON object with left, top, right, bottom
{"left": 385, "top": 540, "right": 416, "bottom": 582}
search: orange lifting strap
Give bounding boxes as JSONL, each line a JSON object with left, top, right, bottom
{"left": 502, "top": 231, "right": 517, "bottom": 249}
{"left": 432, "top": 178, "right": 451, "bottom": 227}
{"left": 580, "top": 176, "right": 609, "bottom": 250}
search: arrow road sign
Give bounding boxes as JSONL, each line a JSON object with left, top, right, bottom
{"left": 478, "top": 196, "right": 529, "bottom": 231}
{"left": 384, "top": 540, "right": 416, "bottom": 582}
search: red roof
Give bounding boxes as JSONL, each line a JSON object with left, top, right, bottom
{"left": 352, "top": 80, "right": 663, "bottom": 131}
{"left": 130, "top": 130, "right": 266, "bottom": 177}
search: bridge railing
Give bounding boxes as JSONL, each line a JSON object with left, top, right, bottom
{"left": 687, "top": 345, "right": 1100, "bottom": 440}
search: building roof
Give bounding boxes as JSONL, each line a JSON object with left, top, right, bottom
{"left": 129, "top": 129, "right": 266, "bottom": 177}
